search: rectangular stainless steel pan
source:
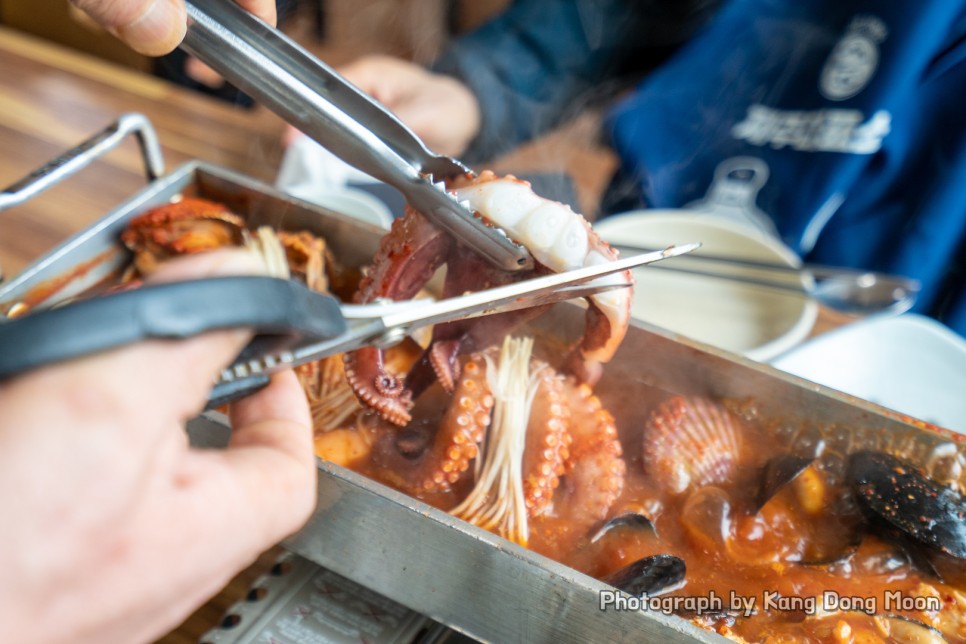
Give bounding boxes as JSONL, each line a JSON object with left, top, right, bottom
{"left": 0, "top": 161, "right": 385, "bottom": 314}
{"left": 4, "top": 120, "right": 959, "bottom": 644}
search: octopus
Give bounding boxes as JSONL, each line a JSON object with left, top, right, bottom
{"left": 343, "top": 171, "right": 632, "bottom": 428}
{"left": 320, "top": 336, "right": 626, "bottom": 547}
{"left": 118, "top": 189, "right": 630, "bottom": 608}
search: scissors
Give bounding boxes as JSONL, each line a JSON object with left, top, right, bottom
{"left": 0, "top": 245, "right": 699, "bottom": 407}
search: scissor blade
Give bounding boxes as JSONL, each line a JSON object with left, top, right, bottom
{"left": 213, "top": 243, "right": 699, "bottom": 399}
{"left": 375, "top": 243, "right": 700, "bottom": 331}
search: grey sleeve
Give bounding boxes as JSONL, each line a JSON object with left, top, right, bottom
{"left": 431, "top": 0, "right": 721, "bottom": 163}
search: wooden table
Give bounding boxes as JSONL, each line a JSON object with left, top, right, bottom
{"left": 0, "top": 25, "right": 856, "bottom": 643}
{"left": 0, "top": 26, "right": 290, "bottom": 277}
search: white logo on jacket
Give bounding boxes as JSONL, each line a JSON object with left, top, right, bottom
{"left": 730, "top": 15, "right": 891, "bottom": 154}
{"left": 820, "top": 15, "right": 887, "bottom": 100}
{"left": 732, "top": 106, "right": 891, "bottom": 153}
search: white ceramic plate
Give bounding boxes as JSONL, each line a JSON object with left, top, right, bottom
{"left": 595, "top": 210, "right": 818, "bottom": 361}
{"left": 771, "top": 314, "right": 966, "bottom": 433}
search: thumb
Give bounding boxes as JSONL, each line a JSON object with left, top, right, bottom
{"left": 72, "top": 0, "right": 187, "bottom": 56}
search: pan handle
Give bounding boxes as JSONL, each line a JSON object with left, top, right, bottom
{"left": 0, "top": 112, "right": 165, "bottom": 212}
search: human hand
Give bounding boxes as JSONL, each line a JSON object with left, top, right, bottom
{"left": 337, "top": 55, "right": 482, "bottom": 157}
{"left": 0, "top": 249, "right": 315, "bottom": 644}
{"left": 70, "top": 0, "right": 277, "bottom": 56}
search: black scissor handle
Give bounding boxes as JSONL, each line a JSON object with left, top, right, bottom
{"left": 0, "top": 276, "right": 347, "bottom": 380}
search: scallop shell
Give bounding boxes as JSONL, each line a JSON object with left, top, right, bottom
{"left": 642, "top": 396, "right": 742, "bottom": 495}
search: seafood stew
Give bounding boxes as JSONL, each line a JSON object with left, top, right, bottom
{"left": 6, "top": 165, "right": 966, "bottom": 643}
{"left": 326, "top": 325, "right": 966, "bottom": 641}
{"left": 299, "top": 171, "right": 966, "bottom": 641}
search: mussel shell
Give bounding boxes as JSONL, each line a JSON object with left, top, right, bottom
{"left": 752, "top": 454, "right": 862, "bottom": 564}
{"left": 848, "top": 450, "right": 966, "bottom": 583}
{"left": 602, "top": 554, "right": 686, "bottom": 597}
{"left": 756, "top": 454, "right": 816, "bottom": 512}
{"left": 590, "top": 511, "right": 658, "bottom": 544}
{"left": 848, "top": 451, "right": 966, "bottom": 558}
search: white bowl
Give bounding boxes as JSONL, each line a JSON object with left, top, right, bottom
{"left": 595, "top": 210, "right": 818, "bottom": 360}
{"left": 771, "top": 314, "right": 966, "bottom": 433}
{"left": 284, "top": 184, "right": 393, "bottom": 230}
{"left": 276, "top": 133, "right": 394, "bottom": 230}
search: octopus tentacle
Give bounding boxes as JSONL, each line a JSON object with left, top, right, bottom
{"left": 371, "top": 354, "right": 493, "bottom": 495}
{"left": 551, "top": 379, "right": 626, "bottom": 527}
{"left": 429, "top": 339, "right": 461, "bottom": 394}
{"left": 454, "top": 339, "right": 588, "bottom": 545}
{"left": 354, "top": 208, "right": 450, "bottom": 302}
{"left": 344, "top": 210, "right": 450, "bottom": 425}
{"left": 345, "top": 206, "right": 544, "bottom": 424}
{"left": 522, "top": 368, "right": 571, "bottom": 516}
{"left": 344, "top": 347, "right": 414, "bottom": 426}
{"left": 451, "top": 171, "right": 632, "bottom": 384}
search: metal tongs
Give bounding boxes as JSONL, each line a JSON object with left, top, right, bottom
{"left": 0, "top": 245, "right": 698, "bottom": 407}
{"left": 181, "top": 0, "right": 531, "bottom": 272}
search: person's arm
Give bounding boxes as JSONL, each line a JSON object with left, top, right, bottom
{"left": 0, "top": 250, "right": 315, "bottom": 643}
{"left": 432, "top": 0, "right": 722, "bottom": 163}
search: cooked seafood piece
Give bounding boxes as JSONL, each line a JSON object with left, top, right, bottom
{"left": 848, "top": 450, "right": 966, "bottom": 584}
{"left": 590, "top": 507, "right": 659, "bottom": 544}
{"left": 602, "top": 554, "right": 686, "bottom": 597}
{"left": 391, "top": 337, "right": 623, "bottom": 547}
{"left": 549, "top": 379, "right": 625, "bottom": 529}
{"left": 121, "top": 197, "right": 245, "bottom": 275}
{"left": 752, "top": 454, "right": 863, "bottom": 564}
{"left": 344, "top": 171, "right": 632, "bottom": 426}
{"left": 369, "top": 350, "right": 495, "bottom": 495}
{"left": 451, "top": 337, "right": 563, "bottom": 545}
{"left": 756, "top": 454, "right": 819, "bottom": 512}
{"left": 641, "top": 396, "right": 743, "bottom": 496}
{"left": 451, "top": 171, "right": 632, "bottom": 384}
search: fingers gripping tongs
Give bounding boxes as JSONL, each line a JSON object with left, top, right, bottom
{"left": 180, "top": 0, "right": 529, "bottom": 272}
{"left": 0, "top": 246, "right": 698, "bottom": 407}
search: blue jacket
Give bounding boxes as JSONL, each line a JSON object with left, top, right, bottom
{"left": 434, "top": 0, "right": 966, "bottom": 337}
